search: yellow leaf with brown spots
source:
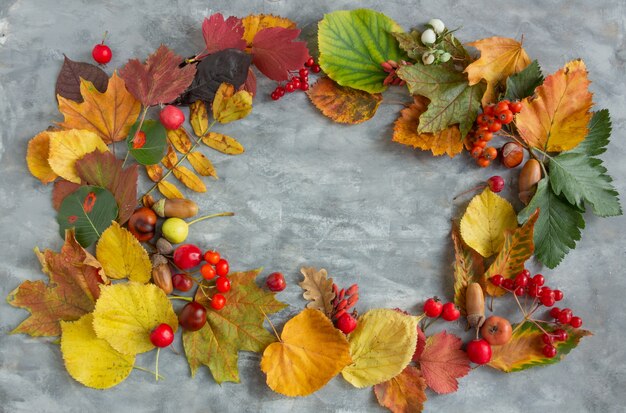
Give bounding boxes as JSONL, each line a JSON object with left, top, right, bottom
{"left": 188, "top": 152, "right": 217, "bottom": 178}
{"left": 307, "top": 77, "right": 383, "bottom": 124}
{"left": 212, "top": 83, "right": 253, "bottom": 124}
{"left": 145, "top": 164, "right": 163, "bottom": 182}
{"left": 167, "top": 127, "right": 193, "bottom": 154}
{"left": 161, "top": 145, "right": 178, "bottom": 169}
{"left": 201, "top": 133, "right": 244, "bottom": 155}
{"left": 189, "top": 101, "right": 209, "bottom": 137}
{"left": 173, "top": 166, "right": 206, "bottom": 192}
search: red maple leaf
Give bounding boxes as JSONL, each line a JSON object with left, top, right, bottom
{"left": 202, "top": 13, "right": 246, "bottom": 54}
{"left": 250, "top": 27, "right": 309, "bottom": 81}
{"left": 119, "top": 45, "right": 196, "bottom": 106}
{"left": 417, "top": 331, "right": 470, "bottom": 394}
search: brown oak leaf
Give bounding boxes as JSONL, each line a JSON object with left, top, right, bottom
{"left": 374, "top": 366, "right": 427, "bottom": 413}
{"left": 416, "top": 331, "right": 470, "bottom": 394}
{"left": 299, "top": 267, "right": 336, "bottom": 317}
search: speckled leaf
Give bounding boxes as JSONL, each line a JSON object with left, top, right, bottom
{"left": 167, "top": 127, "right": 193, "bottom": 154}
{"left": 307, "top": 77, "right": 382, "bottom": 124}
{"left": 374, "top": 366, "right": 427, "bottom": 413}
{"left": 212, "top": 83, "right": 253, "bottom": 124}
{"left": 55, "top": 55, "right": 108, "bottom": 103}
{"left": 188, "top": 151, "right": 217, "bottom": 178}
{"left": 189, "top": 100, "right": 209, "bottom": 137}
{"left": 452, "top": 227, "right": 484, "bottom": 316}
{"left": 201, "top": 132, "right": 244, "bottom": 155}
{"left": 173, "top": 166, "right": 206, "bottom": 192}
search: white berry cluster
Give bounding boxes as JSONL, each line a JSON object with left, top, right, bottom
{"left": 420, "top": 18, "right": 452, "bottom": 65}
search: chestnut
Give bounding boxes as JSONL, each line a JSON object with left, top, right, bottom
{"left": 501, "top": 142, "right": 524, "bottom": 168}
{"left": 128, "top": 207, "right": 157, "bottom": 242}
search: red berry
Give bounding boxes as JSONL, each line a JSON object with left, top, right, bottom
{"left": 172, "top": 273, "right": 194, "bottom": 292}
{"left": 483, "top": 104, "right": 495, "bottom": 116}
{"left": 305, "top": 57, "right": 315, "bottom": 67}
{"left": 541, "top": 295, "right": 556, "bottom": 307}
{"left": 423, "top": 298, "right": 443, "bottom": 317}
{"left": 502, "top": 278, "right": 514, "bottom": 290}
{"left": 514, "top": 286, "right": 525, "bottom": 296}
{"left": 336, "top": 313, "right": 357, "bottom": 334}
{"left": 476, "top": 130, "right": 493, "bottom": 142}
{"left": 521, "top": 269, "right": 531, "bottom": 278}
{"left": 554, "top": 328, "right": 568, "bottom": 342}
{"left": 476, "top": 114, "right": 490, "bottom": 125}
{"left": 200, "top": 263, "right": 216, "bottom": 280}
{"left": 211, "top": 294, "right": 226, "bottom": 310}
{"left": 276, "top": 86, "right": 285, "bottom": 97}
{"left": 474, "top": 139, "right": 487, "bottom": 149}
{"left": 510, "top": 101, "right": 523, "bottom": 113}
{"left": 570, "top": 316, "right": 583, "bottom": 328}
{"left": 558, "top": 308, "right": 573, "bottom": 324}
{"left": 488, "top": 120, "right": 502, "bottom": 133}
{"left": 542, "top": 344, "right": 557, "bottom": 358}
{"left": 466, "top": 339, "right": 492, "bottom": 364}
{"left": 300, "top": 75, "right": 309, "bottom": 83}
{"left": 514, "top": 272, "right": 529, "bottom": 288}
{"left": 204, "top": 250, "right": 220, "bottom": 265}
{"left": 215, "top": 276, "right": 231, "bottom": 293}
{"left": 300, "top": 82, "right": 309, "bottom": 91}
{"left": 553, "top": 289, "right": 563, "bottom": 301}
{"left": 291, "top": 77, "right": 301, "bottom": 89}
{"left": 441, "top": 302, "right": 461, "bottom": 321}
{"left": 92, "top": 43, "right": 112, "bottom": 64}
{"left": 178, "top": 301, "right": 207, "bottom": 331}
{"left": 299, "top": 68, "right": 309, "bottom": 78}
{"left": 528, "top": 284, "right": 540, "bottom": 297}
{"left": 270, "top": 92, "right": 280, "bottom": 101}
{"left": 311, "top": 64, "right": 321, "bottom": 73}
{"left": 550, "top": 307, "right": 562, "bottom": 319}
{"left": 285, "top": 83, "right": 295, "bottom": 93}
{"left": 483, "top": 147, "right": 498, "bottom": 160}
{"left": 150, "top": 323, "right": 174, "bottom": 347}
{"left": 542, "top": 333, "right": 553, "bottom": 344}
{"left": 497, "top": 109, "right": 514, "bottom": 124}
{"left": 159, "top": 105, "right": 185, "bottom": 130}
{"left": 266, "top": 272, "right": 286, "bottom": 292}
{"left": 470, "top": 146, "right": 483, "bottom": 158}
{"left": 173, "top": 244, "right": 203, "bottom": 270}
{"left": 495, "top": 100, "right": 510, "bottom": 113}
{"left": 490, "top": 274, "right": 504, "bottom": 286}
{"left": 215, "top": 259, "right": 229, "bottom": 277}
{"left": 533, "top": 274, "right": 545, "bottom": 286}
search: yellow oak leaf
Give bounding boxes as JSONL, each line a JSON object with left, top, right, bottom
{"left": 460, "top": 188, "right": 518, "bottom": 258}
{"left": 189, "top": 100, "right": 209, "bottom": 137}
{"left": 392, "top": 96, "right": 463, "bottom": 157}
{"left": 47, "top": 129, "right": 109, "bottom": 183}
{"left": 60, "top": 313, "right": 135, "bottom": 389}
{"left": 241, "top": 14, "right": 296, "bottom": 45}
{"left": 167, "top": 127, "right": 193, "bottom": 154}
{"left": 516, "top": 59, "right": 593, "bottom": 152}
{"left": 57, "top": 72, "right": 141, "bottom": 144}
{"left": 201, "top": 132, "right": 245, "bottom": 155}
{"left": 261, "top": 308, "right": 352, "bottom": 397}
{"left": 212, "top": 83, "right": 253, "bottom": 124}
{"left": 26, "top": 130, "right": 58, "bottom": 184}
{"left": 158, "top": 181, "right": 184, "bottom": 199}
{"left": 188, "top": 151, "right": 217, "bottom": 178}
{"left": 342, "top": 309, "right": 417, "bottom": 388}
{"left": 464, "top": 37, "right": 531, "bottom": 105}
{"left": 96, "top": 221, "right": 152, "bottom": 283}
{"left": 173, "top": 166, "right": 207, "bottom": 192}
{"left": 92, "top": 282, "right": 178, "bottom": 355}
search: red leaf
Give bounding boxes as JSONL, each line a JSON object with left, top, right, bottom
{"left": 412, "top": 326, "right": 427, "bottom": 361}
{"left": 374, "top": 366, "right": 427, "bottom": 413}
{"left": 250, "top": 27, "right": 309, "bottom": 81}
{"left": 202, "top": 13, "right": 246, "bottom": 54}
{"left": 417, "top": 331, "right": 470, "bottom": 394}
{"left": 52, "top": 180, "right": 80, "bottom": 210}
{"left": 119, "top": 45, "right": 196, "bottom": 106}
{"left": 241, "top": 67, "right": 257, "bottom": 96}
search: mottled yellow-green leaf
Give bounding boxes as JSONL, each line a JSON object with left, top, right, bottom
{"left": 96, "top": 221, "right": 151, "bottom": 283}
{"left": 201, "top": 132, "right": 244, "bottom": 155}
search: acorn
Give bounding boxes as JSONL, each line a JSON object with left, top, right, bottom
{"left": 152, "top": 199, "right": 198, "bottom": 219}
{"left": 519, "top": 159, "right": 542, "bottom": 205}
{"left": 151, "top": 254, "right": 173, "bottom": 294}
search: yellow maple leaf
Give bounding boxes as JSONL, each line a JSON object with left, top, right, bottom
{"left": 460, "top": 188, "right": 518, "bottom": 258}
{"left": 516, "top": 59, "right": 593, "bottom": 152}
{"left": 57, "top": 72, "right": 141, "bottom": 144}
{"left": 61, "top": 314, "right": 135, "bottom": 389}
{"left": 47, "top": 129, "right": 109, "bottom": 183}
{"left": 26, "top": 130, "right": 58, "bottom": 184}
{"left": 212, "top": 83, "right": 253, "bottom": 124}
{"left": 261, "top": 308, "right": 352, "bottom": 396}
{"left": 342, "top": 309, "right": 417, "bottom": 388}
{"left": 92, "top": 282, "right": 178, "bottom": 355}
{"left": 464, "top": 37, "right": 531, "bottom": 105}
{"left": 96, "top": 221, "right": 152, "bottom": 283}
{"left": 241, "top": 14, "right": 296, "bottom": 45}
{"left": 392, "top": 96, "right": 463, "bottom": 157}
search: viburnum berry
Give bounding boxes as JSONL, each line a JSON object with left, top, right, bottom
{"left": 305, "top": 57, "right": 315, "bottom": 67}
{"left": 441, "top": 302, "right": 460, "bottom": 321}
{"left": 311, "top": 64, "right": 321, "bottom": 73}
{"left": 204, "top": 250, "right": 220, "bottom": 265}
{"left": 150, "top": 323, "right": 175, "bottom": 347}
{"left": 553, "top": 289, "right": 564, "bottom": 301}
{"left": 550, "top": 307, "right": 562, "bottom": 319}
{"left": 215, "top": 259, "right": 229, "bottom": 277}
{"left": 300, "top": 82, "right": 309, "bottom": 91}
{"left": 266, "top": 272, "right": 287, "bottom": 292}
{"left": 159, "top": 105, "right": 185, "bottom": 130}
{"left": 200, "top": 263, "right": 216, "bottom": 280}
{"left": 558, "top": 308, "right": 573, "bottom": 324}
{"left": 490, "top": 274, "right": 504, "bottom": 286}
{"left": 291, "top": 77, "right": 301, "bottom": 89}
{"left": 533, "top": 274, "right": 545, "bottom": 286}
{"left": 299, "top": 68, "right": 309, "bottom": 78}
{"left": 542, "top": 344, "right": 557, "bottom": 358}
{"left": 542, "top": 332, "right": 553, "bottom": 344}
{"left": 528, "top": 284, "right": 540, "bottom": 297}
{"left": 570, "top": 316, "right": 583, "bottom": 328}
{"left": 487, "top": 175, "right": 505, "bottom": 192}
{"left": 285, "top": 83, "right": 295, "bottom": 93}
{"left": 554, "top": 328, "right": 568, "bottom": 342}
{"left": 541, "top": 294, "right": 556, "bottom": 307}
{"left": 514, "top": 286, "right": 525, "bottom": 296}
{"left": 216, "top": 276, "right": 231, "bottom": 293}
{"left": 423, "top": 297, "right": 443, "bottom": 317}
{"left": 466, "top": 339, "right": 492, "bottom": 364}
{"left": 336, "top": 312, "right": 357, "bottom": 334}
{"left": 514, "top": 272, "right": 529, "bottom": 288}
{"left": 270, "top": 92, "right": 280, "bottom": 101}
{"left": 502, "top": 278, "right": 514, "bottom": 290}
{"left": 211, "top": 294, "right": 227, "bottom": 310}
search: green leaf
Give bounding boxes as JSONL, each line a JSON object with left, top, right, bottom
{"left": 392, "top": 30, "right": 471, "bottom": 67}
{"left": 126, "top": 119, "right": 167, "bottom": 165}
{"left": 318, "top": 9, "right": 406, "bottom": 93}
{"left": 571, "top": 109, "right": 611, "bottom": 157}
{"left": 518, "top": 177, "right": 584, "bottom": 268}
{"left": 504, "top": 60, "right": 543, "bottom": 101}
{"left": 56, "top": 185, "right": 118, "bottom": 247}
{"left": 397, "top": 64, "right": 485, "bottom": 137}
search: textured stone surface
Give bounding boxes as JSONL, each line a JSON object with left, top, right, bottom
{"left": 1, "top": 0, "right": 625, "bottom": 412}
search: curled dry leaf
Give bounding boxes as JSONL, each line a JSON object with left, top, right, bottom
{"left": 47, "top": 129, "right": 109, "bottom": 184}
{"left": 167, "top": 127, "right": 193, "bottom": 154}
{"left": 307, "top": 77, "right": 383, "bottom": 124}
{"left": 212, "top": 83, "right": 253, "bottom": 124}
{"left": 299, "top": 267, "right": 335, "bottom": 317}
{"left": 173, "top": 166, "right": 207, "bottom": 192}
{"left": 416, "top": 331, "right": 470, "bottom": 394}
{"left": 157, "top": 181, "right": 184, "bottom": 199}
{"left": 55, "top": 55, "right": 108, "bottom": 103}
{"left": 392, "top": 96, "right": 463, "bottom": 157}
{"left": 96, "top": 222, "right": 152, "bottom": 283}
{"left": 374, "top": 366, "right": 427, "bottom": 413}
{"left": 202, "top": 132, "right": 244, "bottom": 155}
{"left": 26, "top": 130, "right": 58, "bottom": 184}
{"left": 57, "top": 73, "right": 141, "bottom": 144}
{"left": 188, "top": 151, "right": 217, "bottom": 178}
{"left": 242, "top": 14, "right": 296, "bottom": 45}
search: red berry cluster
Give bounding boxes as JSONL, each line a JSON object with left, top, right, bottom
{"left": 468, "top": 100, "right": 523, "bottom": 167}
{"left": 380, "top": 60, "right": 407, "bottom": 86}
{"left": 423, "top": 297, "right": 460, "bottom": 321}
{"left": 270, "top": 57, "right": 320, "bottom": 100}
{"left": 332, "top": 283, "right": 359, "bottom": 334}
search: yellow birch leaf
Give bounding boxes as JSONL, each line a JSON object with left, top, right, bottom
{"left": 460, "top": 188, "right": 518, "bottom": 258}
{"left": 96, "top": 221, "right": 152, "bottom": 283}
{"left": 261, "top": 308, "right": 352, "bottom": 397}
{"left": 516, "top": 59, "right": 593, "bottom": 152}
{"left": 26, "top": 130, "right": 58, "bottom": 184}
{"left": 61, "top": 314, "right": 135, "bottom": 389}
{"left": 241, "top": 14, "right": 296, "bottom": 45}
{"left": 48, "top": 129, "right": 109, "bottom": 184}
{"left": 190, "top": 100, "right": 209, "bottom": 137}
{"left": 173, "top": 166, "right": 207, "bottom": 192}
{"left": 167, "top": 127, "right": 193, "bottom": 154}
{"left": 161, "top": 145, "right": 178, "bottom": 169}
{"left": 57, "top": 72, "right": 141, "bottom": 144}
{"left": 145, "top": 164, "right": 163, "bottom": 182}
{"left": 157, "top": 181, "right": 184, "bottom": 199}
{"left": 464, "top": 37, "right": 531, "bottom": 105}
{"left": 342, "top": 309, "right": 417, "bottom": 388}
{"left": 92, "top": 282, "right": 178, "bottom": 355}
{"left": 188, "top": 151, "right": 217, "bottom": 178}
{"left": 212, "top": 83, "right": 253, "bottom": 124}
{"left": 201, "top": 132, "right": 244, "bottom": 155}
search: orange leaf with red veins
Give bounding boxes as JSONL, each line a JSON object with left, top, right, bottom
{"left": 417, "top": 331, "right": 470, "bottom": 394}
{"left": 516, "top": 59, "right": 593, "bottom": 152}
{"left": 307, "top": 77, "right": 383, "bottom": 124}
{"left": 202, "top": 13, "right": 246, "bottom": 54}
{"left": 7, "top": 229, "right": 106, "bottom": 337}
{"left": 374, "top": 366, "right": 427, "bottom": 413}
{"left": 464, "top": 37, "right": 531, "bottom": 105}
{"left": 250, "top": 27, "right": 309, "bottom": 82}
{"left": 119, "top": 45, "right": 196, "bottom": 106}
{"left": 392, "top": 96, "right": 463, "bottom": 157}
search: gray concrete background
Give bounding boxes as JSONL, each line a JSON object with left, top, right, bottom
{"left": 1, "top": 0, "right": 625, "bottom": 412}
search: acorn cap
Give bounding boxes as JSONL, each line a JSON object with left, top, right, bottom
{"left": 152, "top": 199, "right": 166, "bottom": 217}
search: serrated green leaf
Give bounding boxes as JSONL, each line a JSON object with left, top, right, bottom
{"left": 397, "top": 64, "right": 485, "bottom": 138}
{"left": 571, "top": 109, "right": 611, "bottom": 157}
{"left": 518, "top": 177, "right": 585, "bottom": 268}
{"left": 126, "top": 119, "right": 167, "bottom": 165}
{"left": 318, "top": 9, "right": 406, "bottom": 93}
{"left": 504, "top": 60, "right": 543, "bottom": 101}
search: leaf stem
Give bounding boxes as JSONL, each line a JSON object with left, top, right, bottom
{"left": 258, "top": 305, "right": 281, "bottom": 342}
{"left": 168, "top": 295, "right": 192, "bottom": 302}
{"left": 188, "top": 212, "right": 235, "bottom": 226}
{"left": 133, "top": 365, "right": 164, "bottom": 380}
{"left": 155, "top": 347, "right": 160, "bottom": 382}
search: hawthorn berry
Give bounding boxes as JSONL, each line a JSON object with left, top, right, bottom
{"left": 510, "top": 101, "right": 523, "bottom": 113}
{"left": 200, "top": 263, "right": 216, "bottom": 280}
{"left": 441, "top": 302, "right": 460, "bottom": 321}
{"left": 204, "top": 250, "right": 220, "bottom": 265}
{"left": 150, "top": 323, "right": 174, "bottom": 347}
{"left": 216, "top": 276, "right": 231, "bottom": 293}
{"left": 211, "top": 294, "right": 226, "bottom": 310}
{"left": 215, "top": 259, "right": 229, "bottom": 277}
{"left": 487, "top": 176, "right": 505, "bottom": 193}
{"left": 423, "top": 298, "right": 443, "bottom": 318}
